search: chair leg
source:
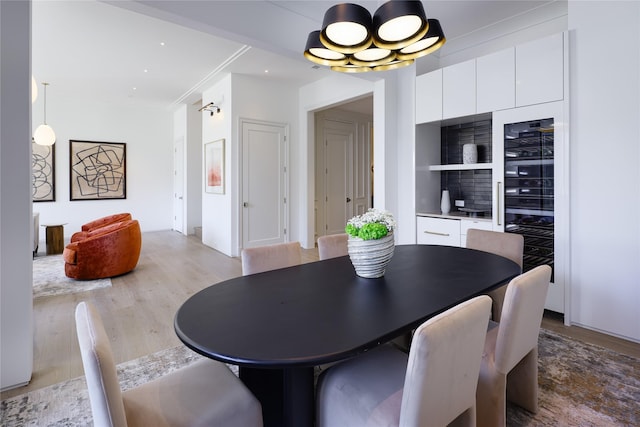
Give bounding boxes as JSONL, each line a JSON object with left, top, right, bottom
{"left": 477, "top": 371, "right": 507, "bottom": 427}
{"left": 449, "top": 405, "right": 476, "bottom": 427}
{"left": 506, "top": 347, "right": 539, "bottom": 413}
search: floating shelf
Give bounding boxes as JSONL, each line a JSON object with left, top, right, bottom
{"left": 427, "top": 162, "right": 493, "bottom": 171}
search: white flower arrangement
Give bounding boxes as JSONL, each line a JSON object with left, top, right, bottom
{"left": 345, "top": 208, "right": 396, "bottom": 240}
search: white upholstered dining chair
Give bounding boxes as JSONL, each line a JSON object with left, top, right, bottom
{"left": 241, "top": 241, "right": 301, "bottom": 276}
{"left": 476, "top": 265, "right": 551, "bottom": 427}
{"left": 317, "top": 233, "right": 348, "bottom": 260}
{"left": 465, "top": 229, "right": 524, "bottom": 321}
{"left": 316, "top": 295, "right": 493, "bottom": 427}
{"left": 75, "top": 301, "right": 263, "bottom": 427}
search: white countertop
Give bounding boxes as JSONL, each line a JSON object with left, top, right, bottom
{"left": 416, "top": 211, "right": 493, "bottom": 222}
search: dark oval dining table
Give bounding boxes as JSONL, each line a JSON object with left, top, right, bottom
{"left": 174, "top": 244, "right": 520, "bottom": 427}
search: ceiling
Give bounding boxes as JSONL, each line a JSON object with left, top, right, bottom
{"left": 32, "top": 0, "right": 556, "bottom": 110}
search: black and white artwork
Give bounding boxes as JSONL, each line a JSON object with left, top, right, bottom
{"left": 69, "top": 140, "right": 126, "bottom": 200}
{"left": 32, "top": 142, "right": 55, "bottom": 202}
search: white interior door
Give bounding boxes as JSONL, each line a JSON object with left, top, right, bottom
{"left": 324, "top": 128, "right": 353, "bottom": 235}
{"left": 173, "top": 137, "right": 185, "bottom": 234}
{"left": 242, "top": 120, "right": 288, "bottom": 249}
{"left": 315, "top": 112, "right": 371, "bottom": 240}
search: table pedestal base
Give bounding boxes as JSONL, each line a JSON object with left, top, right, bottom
{"left": 240, "top": 366, "right": 315, "bottom": 427}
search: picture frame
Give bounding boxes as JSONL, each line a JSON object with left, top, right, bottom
{"left": 32, "top": 141, "right": 55, "bottom": 202}
{"left": 205, "top": 139, "right": 225, "bottom": 194}
{"left": 69, "top": 140, "right": 126, "bottom": 201}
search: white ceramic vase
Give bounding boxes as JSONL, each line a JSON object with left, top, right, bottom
{"left": 347, "top": 232, "right": 395, "bottom": 278}
{"left": 441, "top": 190, "right": 451, "bottom": 214}
{"left": 463, "top": 143, "right": 478, "bottom": 164}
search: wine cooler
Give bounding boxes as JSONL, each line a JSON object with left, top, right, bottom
{"left": 503, "top": 118, "right": 555, "bottom": 281}
{"left": 493, "top": 101, "right": 566, "bottom": 314}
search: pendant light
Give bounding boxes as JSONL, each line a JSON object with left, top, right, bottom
{"left": 32, "top": 76, "right": 38, "bottom": 103}
{"left": 304, "top": 1, "right": 445, "bottom": 72}
{"left": 33, "top": 82, "right": 56, "bottom": 146}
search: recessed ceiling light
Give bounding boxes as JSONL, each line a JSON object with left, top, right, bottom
{"left": 144, "top": 69, "right": 148, "bottom": 73}
{"left": 133, "top": 87, "right": 137, "bottom": 91}
{"left": 160, "top": 42, "right": 165, "bottom": 46}
{"left": 264, "top": 69, "right": 269, "bottom": 73}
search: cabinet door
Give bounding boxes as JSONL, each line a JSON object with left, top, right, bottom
{"left": 416, "top": 69, "right": 443, "bottom": 124}
{"left": 416, "top": 217, "right": 460, "bottom": 246}
{"left": 477, "top": 48, "right": 515, "bottom": 113}
{"left": 460, "top": 219, "right": 493, "bottom": 247}
{"left": 442, "top": 59, "right": 476, "bottom": 119}
{"left": 515, "top": 33, "right": 564, "bottom": 107}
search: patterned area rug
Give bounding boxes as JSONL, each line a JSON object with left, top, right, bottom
{"left": 33, "top": 255, "right": 111, "bottom": 299}
{"left": 1, "top": 330, "right": 638, "bottom": 426}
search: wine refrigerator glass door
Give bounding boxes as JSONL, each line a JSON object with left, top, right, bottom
{"left": 492, "top": 101, "right": 565, "bottom": 314}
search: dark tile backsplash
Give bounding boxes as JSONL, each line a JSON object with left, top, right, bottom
{"left": 441, "top": 119, "right": 493, "bottom": 214}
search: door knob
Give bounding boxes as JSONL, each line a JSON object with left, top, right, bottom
{"left": 243, "top": 202, "right": 248, "bottom": 208}
{"left": 346, "top": 197, "right": 351, "bottom": 203}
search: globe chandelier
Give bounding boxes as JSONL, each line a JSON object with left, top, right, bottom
{"left": 304, "top": 1, "right": 446, "bottom": 73}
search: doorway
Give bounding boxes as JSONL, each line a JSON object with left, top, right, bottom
{"left": 315, "top": 97, "right": 373, "bottom": 242}
{"left": 173, "top": 137, "right": 185, "bottom": 234}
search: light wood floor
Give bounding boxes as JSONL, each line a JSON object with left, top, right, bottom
{"left": 3, "top": 230, "right": 639, "bottom": 400}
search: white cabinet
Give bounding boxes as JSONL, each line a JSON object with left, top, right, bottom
{"left": 416, "top": 69, "right": 442, "bottom": 124}
{"left": 515, "top": 33, "right": 564, "bottom": 107}
{"left": 416, "top": 216, "right": 460, "bottom": 246}
{"left": 442, "top": 59, "right": 476, "bottom": 119}
{"left": 476, "top": 47, "right": 515, "bottom": 113}
{"left": 460, "top": 219, "right": 493, "bottom": 247}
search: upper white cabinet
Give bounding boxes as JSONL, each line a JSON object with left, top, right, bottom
{"left": 415, "top": 32, "right": 566, "bottom": 122}
{"left": 515, "top": 33, "right": 564, "bottom": 107}
{"left": 442, "top": 59, "right": 476, "bottom": 119}
{"left": 476, "top": 47, "right": 516, "bottom": 113}
{"left": 416, "top": 69, "right": 443, "bottom": 124}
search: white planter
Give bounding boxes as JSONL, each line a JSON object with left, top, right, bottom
{"left": 347, "top": 232, "right": 395, "bottom": 278}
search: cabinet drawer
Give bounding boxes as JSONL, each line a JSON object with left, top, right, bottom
{"left": 417, "top": 217, "right": 460, "bottom": 246}
{"left": 460, "top": 219, "right": 493, "bottom": 234}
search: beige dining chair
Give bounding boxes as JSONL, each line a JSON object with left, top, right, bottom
{"left": 465, "top": 229, "right": 524, "bottom": 321}
{"left": 241, "top": 241, "right": 302, "bottom": 276}
{"left": 75, "top": 301, "right": 263, "bottom": 427}
{"left": 476, "top": 265, "right": 551, "bottom": 427}
{"left": 316, "top": 295, "right": 492, "bottom": 427}
{"left": 317, "top": 233, "right": 348, "bottom": 260}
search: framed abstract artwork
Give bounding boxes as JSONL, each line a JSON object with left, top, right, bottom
{"left": 32, "top": 142, "right": 55, "bottom": 202}
{"left": 205, "top": 139, "right": 225, "bottom": 194}
{"left": 69, "top": 140, "right": 126, "bottom": 200}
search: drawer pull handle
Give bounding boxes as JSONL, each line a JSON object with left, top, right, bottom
{"left": 424, "top": 230, "right": 450, "bottom": 237}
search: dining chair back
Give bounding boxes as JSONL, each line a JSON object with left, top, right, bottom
{"left": 317, "top": 233, "right": 348, "bottom": 260}
{"left": 241, "top": 241, "right": 301, "bottom": 275}
{"left": 75, "top": 301, "right": 263, "bottom": 427}
{"left": 316, "top": 295, "right": 492, "bottom": 427}
{"left": 465, "top": 229, "right": 524, "bottom": 321}
{"left": 476, "top": 265, "right": 551, "bottom": 427}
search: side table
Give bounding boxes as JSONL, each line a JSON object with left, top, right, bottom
{"left": 42, "top": 224, "right": 66, "bottom": 255}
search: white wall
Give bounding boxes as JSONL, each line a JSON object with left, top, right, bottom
{"left": 201, "top": 73, "right": 299, "bottom": 256}
{"left": 1, "top": 0, "right": 33, "bottom": 391}
{"left": 186, "top": 101, "right": 202, "bottom": 235}
{"left": 32, "top": 98, "right": 173, "bottom": 244}
{"left": 567, "top": 1, "right": 640, "bottom": 342}
{"left": 201, "top": 76, "right": 233, "bottom": 255}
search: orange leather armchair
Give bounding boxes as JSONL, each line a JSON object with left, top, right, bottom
{"left": 64, "top": 219, "right": 142, "bottom": 280}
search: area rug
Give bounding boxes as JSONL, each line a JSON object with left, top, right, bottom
{"left": 1, "top": 330, "right": 638, "bottom": 426}
{"left": 33, "top": 255, "right": 111, "bottom": 299}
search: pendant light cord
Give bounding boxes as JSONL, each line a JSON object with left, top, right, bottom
{"left": 42, "top": 82, "right": 49, "bottom": 125}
